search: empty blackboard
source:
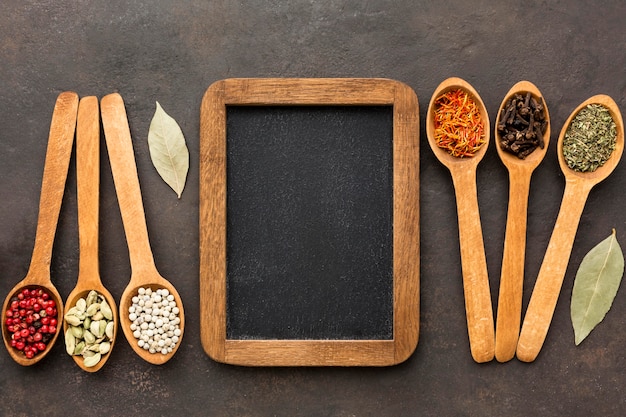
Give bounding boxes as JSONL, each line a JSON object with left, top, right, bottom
{"left": 199, "top": 78, "right": 419, "bottom": 366}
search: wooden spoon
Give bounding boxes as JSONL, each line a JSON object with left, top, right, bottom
{"left": 426, "top": 77, "right": 494, "bottom": 363}
{"left": 494, "top": 81, "right": 551, "bottom": 362}
{"left": 100, "top": 93, "right": 185, "bottom": 365}
{"left": 516, "top": 95, "right": 624, "bottom": 362}
{"left": 1, "top": 91, "right": 78, "bottom": 365}
{"left": 63, "top": 96, "right": 118, "bottom": 372}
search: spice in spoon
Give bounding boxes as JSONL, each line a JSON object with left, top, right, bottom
{"left": 433, "top": 89, "right": 485, "bottom": 157}
{"left": 562, "top": 104, "right": 617, "bottom": 172}
{"left": 4, "top": 287, "right": 59, "bottom": 359}
{"left": 128, "top": 287, "right": 181, "bottom": 355}
{"left": 64, "top": 290, "right": 115, "bottom": 367}
{"left": 498, "top": 92, "right": 548, "bottom": 159}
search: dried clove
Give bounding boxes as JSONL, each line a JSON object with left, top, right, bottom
{"left": 497, "top": 91, "right": 547, "bottom": 159}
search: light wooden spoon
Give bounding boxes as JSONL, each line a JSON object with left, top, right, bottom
{"left": 100, "top": 93, "right": 185, "bottom": 365}
{"left": 516, "top": 95, "right": 624, "bottom": 362}
{"left": 1, "top": 91, "right": 78, "bottom": 366}
{"left": 63, "top": 96, "right": 118, "bottom": 372}
{"left": 426, "top": 77, "right": 494, "bottom": 363}
{"left": 494, "top": 81, "right": 551, "bottom": 362}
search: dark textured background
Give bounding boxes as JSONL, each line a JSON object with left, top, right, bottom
{"left": 1, "top": 1, "right": 625, "bottom": 416}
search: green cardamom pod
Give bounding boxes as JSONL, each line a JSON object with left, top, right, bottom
{"left": 83, "top": 330, "right": 96, "bottom": 344}
{"left": 105, "top": 321, "right": 115, "bottom": 339}
{"left": 64, "top": 314, "right": 82, "bottom": 327}
{"left": 83, "top": 352, "right": 101, "bottom": 368}
{"left": 100, "top": 299, "right": 113, "bottom": 320}
{"left": 86, "top": 290, "right": 99, "bottom": 306}
{"left": 99, "top": 320, "right": 107, "bottom": 338}
{"left": 99, "top": 342, "right": 111, "bottom": 355}
{"left": 74, "top": 341, "right": 85, "bottom": 355}
{"left": 86, "top": 303, "right": 100, "bottom": 317}
{"left": 64, "top": 329, "right": 75, "bottom": 356}
{"left": 70, "top": 325, "right": 83, "bottom": 338}
{"left": 90, "top": 321, "right": 102, "bottom": 338}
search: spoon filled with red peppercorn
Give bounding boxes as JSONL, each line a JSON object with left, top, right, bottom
{"left": 100, "top": 93, "right": 185, "bottom": 365}
{"left": 63, "top": 96, "right": 119, "bottom": 372}
{"left": 493, "top": 81, "right": 551, "bottom": 362}
{"left": 517, "top": 94, "right": 624, "bottom": 362}
{"left": 426, "top": 77, "right": 494, "bottom": 363}
{"left": 1, "top": 91, "right": 78, "bottom": 366}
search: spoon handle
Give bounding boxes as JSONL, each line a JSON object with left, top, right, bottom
{"left": 27, "top": 92, "right": 79, "bottom": 281}
{"left": 101, "top": 93, "right": 156, "bottom": 276}
{"left": 516, "top": 180, "right": 592, "bottom": 362}
{"left": 495, "top": 171, "right": 532, "bottom": 362}
{"left": 451, "top": 167, "right": 495, "bottom": 363}
{"left": 76, "top": 96, "right": 103, "bottom": 285}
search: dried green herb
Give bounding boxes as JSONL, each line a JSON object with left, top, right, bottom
{"left": 571, "top": 229, "right": 624, "bottom": 345}
{"left": 148, "top": 102, "right": 189, "bottom": 198}
{"left": 562, "top": 104, "right": 617, "bottom": 172}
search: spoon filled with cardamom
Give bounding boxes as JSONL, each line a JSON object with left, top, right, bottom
{"left": 426, "top": 77, "right": 494, "bottom": 363}
{"left": 493, "top": 81, "right": 551, "bottom": 363}
{"left": 516, "top": 95, "right": 624, "bottom": 362}
{"left": 63, "top": 96, "right": 118, "bottom": 372}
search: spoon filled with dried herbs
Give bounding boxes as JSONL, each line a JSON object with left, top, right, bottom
{"left": 426, "top": 77, "right": 494, "bottom": 363}
{"left": 494, "top": 81, "right": 551, "bottom": 362}
{"left": 100, "top": 93, "right": 185, "bottom": 365}
{"left": 1, "top": 92, "right": 78, "bottom": 366}
{"left": 63, "top": 96, "right": 118, "bottom": 372}
{"left": 516, "top": 95, "right": 624, "bottom": 362}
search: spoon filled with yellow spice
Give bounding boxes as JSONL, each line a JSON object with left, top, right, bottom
{"left": 516, "top": 95, "right": 624, "bottom": 362}
{"left": 426, "top": 77, "right": 494, "bottom": 363}
{"left": 63, "top": 96, "right": 118, "bottom": 372}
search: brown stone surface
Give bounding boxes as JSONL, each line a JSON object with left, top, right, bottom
{"left": 1, "top": 1, "right": 625, "bottom": 415}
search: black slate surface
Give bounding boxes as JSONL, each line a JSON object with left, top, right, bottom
{"left": 1, "top": 1, "right": 626, "bottom": 416}
{"left": 226, "top": 105, "right": 394, "bottom": 341}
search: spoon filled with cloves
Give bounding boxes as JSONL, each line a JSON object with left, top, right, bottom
{"left": 494, "top": 81, "right": 550, "bottom": 363}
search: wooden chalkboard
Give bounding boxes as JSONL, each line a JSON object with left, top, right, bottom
{"left": 199, "top": 78, "right": 419, "bottom": 366}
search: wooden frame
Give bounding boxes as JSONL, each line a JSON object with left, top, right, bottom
{"left": 199, "top": 78, "right": 419, "bottom": 366}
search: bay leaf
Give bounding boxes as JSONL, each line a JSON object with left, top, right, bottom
{"left": 571, "top": 229, "right": 624, "bottom": 345}
{"left": 148, "top": 102, "right": 189, "bottom": 198}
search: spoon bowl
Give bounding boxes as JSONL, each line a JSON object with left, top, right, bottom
{"left": 495, "top": 81, "right": 551, "bottom": 170}
{"left": 557, "top": 95, "right": 624, "bottom": 182}
{"left": 493, "top": 81, "right": 551, "bottom": 362}
{"left": 1, "top": 92, "right": 78, "bottom": 366}
{"left": 426, "top": 77, "right": 490, "bottom": 169}
{"left": 100, "top": 93, "right": 185, "bottom": 365}
{"left": 63, "top": 96, "right": 118, "bottom": 372}
{"left": 63, "top": 287, "right": 118, "bottom": 371}
{"left": 119, "top": 280, "right": 184, "bottom": 364}
{"left": 517, "top": 94, "right": 624, "bottom": 362}
{"left": 2, "top": 285, "right": 64, "bottom": 366}
{"left": 426, "top": 77, "right": 494, "bottom": 363}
